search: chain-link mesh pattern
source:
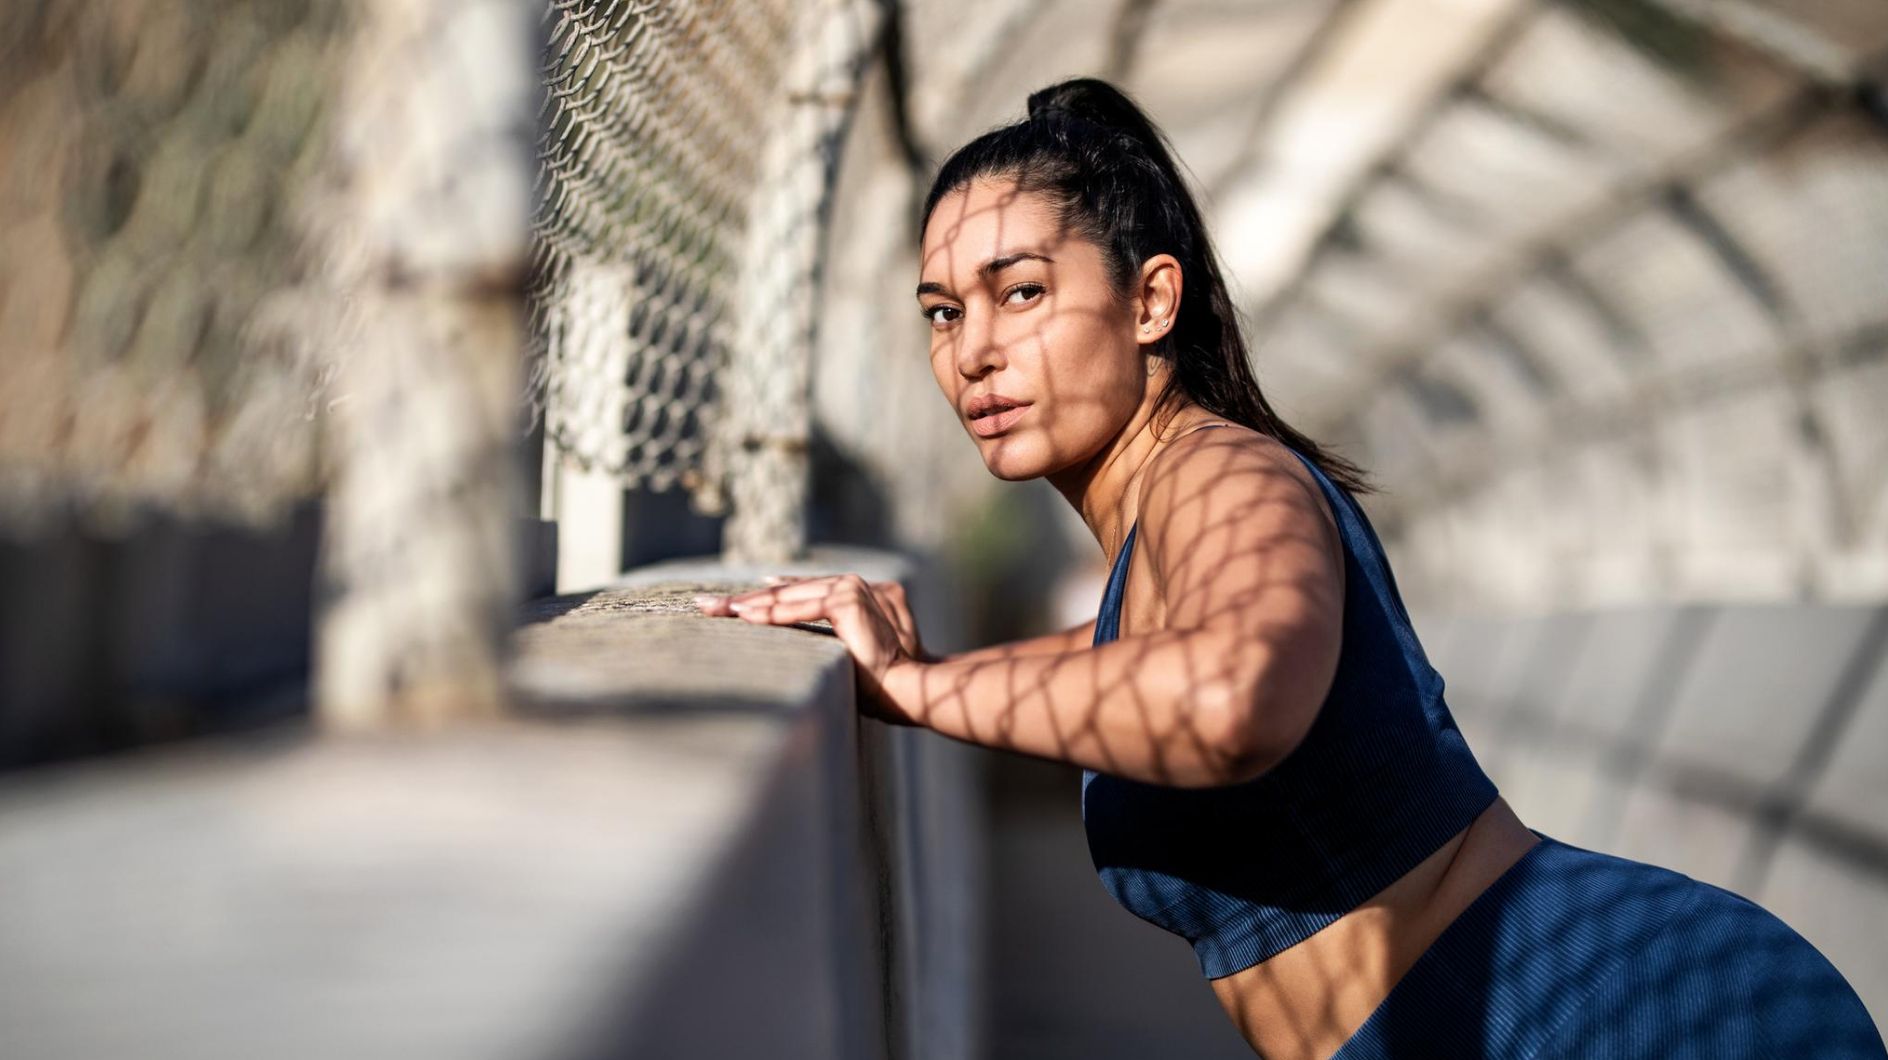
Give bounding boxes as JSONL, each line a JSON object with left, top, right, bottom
{"left": 0, "top": 0, "right": 347, "bottom": 536}
{"left": 8, "top": 0, "right": 1883, "bottom": 627}
{"left": 527, "top": 0, "right": 798, "bottom": 509}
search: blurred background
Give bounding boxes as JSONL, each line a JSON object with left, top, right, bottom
{"left": 1, "top": 1, "right": 1884, "bottom": 1057}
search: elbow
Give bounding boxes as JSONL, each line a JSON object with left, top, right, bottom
{"left": 1195, "top": 643, "right": 1322, "bottom": 787}
{"left": 1203, "top": 698, "right": 1276, "bottom": 786}
{"left": 1194, "top": 663, "right": 1283, "bottom": 787}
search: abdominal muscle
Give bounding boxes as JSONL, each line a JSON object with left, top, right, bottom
{"left": 1206, "top": 796, "right": 1541, "bottom": 1058}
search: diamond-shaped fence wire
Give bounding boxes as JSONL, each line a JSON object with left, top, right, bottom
{"left": 0, "top": 0, "right": 347, "bottom": 535}
{"left": 526, "top": 0, "right": 798, "bottom": 505}
{"left": 3, "top": 0, "right": 1886, "bottom": 699}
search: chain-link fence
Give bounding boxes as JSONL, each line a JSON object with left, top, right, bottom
{"left": 0, "top": 0, "right": 900, "bottom": 739}
{"left": 528, "top": 0, "right": 795, "bottom": 499}
{"left": 529, "top": 0, "right": 882, "bottom": 566}
{"left": 4, "top": 0, "right": 1886, "bottom": 737}
{"left": 0, "top": 0, "right": 537, "bottom": 737}
{"left": 0, "top": 0, "right": 346, "bottom": 536}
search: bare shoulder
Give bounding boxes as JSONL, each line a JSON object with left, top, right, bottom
{"left": 1137, "top": 423, "right": 1341, "bottom": 564}
{"left": 1135, "top": 421, "right": 1345, "bottom": 633}
{"left": 1133, "top": 420, "right": 1349, "bottom": 765}
{"left": 1149, "top": 420, "right": 1326, "bottom": 481}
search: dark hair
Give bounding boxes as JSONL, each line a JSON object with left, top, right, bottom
{"left": 919, "top": 77, "right": 1373, "bottom": 496}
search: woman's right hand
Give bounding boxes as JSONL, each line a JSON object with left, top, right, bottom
{"left": 763, "top": 574, "right": 935, "bottom": 663}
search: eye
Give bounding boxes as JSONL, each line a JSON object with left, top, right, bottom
{"left": 1004, "top": 283, "right": 1045, "bottom": 306}
{"left": 923, "top": 304, "right": 961, "bottom": 328}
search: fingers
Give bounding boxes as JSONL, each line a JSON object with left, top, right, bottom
{"left": 691, "top": 576, "right": 904, "bottom": 679}
{"left": 695, "top": 580, "right": 795, "bottom": 615}
{"left": 713, "top": 583, "right": 877, "bottom": 632}
{"left": 764, "top": 572, "right": 899, "bottom": 598}
{"left": 695, "top": 573, "right": 870, "bottom": 618}
{"left": 743, "top": 579, "right": 852, "bottom": 605}
{"left": 717, "top": 594, "right": 838, "bottom": 626}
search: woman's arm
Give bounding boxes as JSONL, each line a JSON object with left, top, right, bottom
{"left": 883, "top": 624, "right": 1263, "bottom": 787}
{"left": 885, "top": 431, "right": 1344, "bottom": 789}
{"left": 703, "top": 432, "right": 1343, "bottom": 790}
{"left": 925, "top": 617, "right": 1097, "bottom": 665}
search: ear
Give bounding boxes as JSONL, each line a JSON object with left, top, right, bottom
{"left": 1134, "top": 253, "right": 1183, "bottom": 346}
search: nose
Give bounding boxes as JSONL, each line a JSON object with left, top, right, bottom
{"left": 954, "top": 305, "right": 1004, "bottom": 380}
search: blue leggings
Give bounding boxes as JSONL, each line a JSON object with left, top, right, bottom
{"left": 1334, "top": 831, "right": 1885, "bottom": 1058}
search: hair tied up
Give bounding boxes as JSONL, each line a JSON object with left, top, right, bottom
{"left": 1026, "top": 78, "right": 1153, "bottom": 144}
{"left": 923, "top": 76, "right": 1376, "bottom": 496}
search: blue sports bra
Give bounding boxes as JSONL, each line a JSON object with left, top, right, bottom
{"left": 1081, "top": 430, "right": 1498, "bottom": 979}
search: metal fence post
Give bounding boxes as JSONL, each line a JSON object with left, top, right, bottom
{"left": 717, "top": 0, "right": 885, "bottom": 565}
{"left": 310, "top": 0, "right": 539, "bottom": 728}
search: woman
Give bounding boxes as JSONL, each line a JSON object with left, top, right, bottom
{"left": 695, "top": 78, "right": 1883, "bottom": 1058}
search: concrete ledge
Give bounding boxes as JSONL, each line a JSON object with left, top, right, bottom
{"left": 0, "top": 547, "right": 982, "bottom": 1060}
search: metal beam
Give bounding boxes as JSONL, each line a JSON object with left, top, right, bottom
{"left": 1357, "top": 316, "right": 1888, "bottom": 522}
{"left": 1202, "top": 0, "right": 1361, "bottom": 202}
{"left": 1303, "top": 83, "right": 1834, "bottom": 435}
{"left": 1104, "top": 0, "right": 1161, "bottom": 82}
{"left": 1240, "top": 4, "right": 1541, "bottom": 336}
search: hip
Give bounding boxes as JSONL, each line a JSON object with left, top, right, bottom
{"left": 1333, "top": 833, "right": 1885, "bottom": 1059}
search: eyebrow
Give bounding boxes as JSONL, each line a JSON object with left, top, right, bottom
{"left": 915, "top": 252, "right": 1055, "bottom": 298}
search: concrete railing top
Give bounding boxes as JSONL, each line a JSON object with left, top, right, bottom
{"left": 0, "top": 547, "right": 965, "bottom": 1060}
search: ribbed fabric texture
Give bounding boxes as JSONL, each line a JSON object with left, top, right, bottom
{"left": 1081, "top": 433, "right": 1885, "bottom": 1055}
{"left": 1080, "top": 438, "right": 1499, "bottom": 979}
{"left": 1334, "top": 833, "right": 1886, "bottom": 1058}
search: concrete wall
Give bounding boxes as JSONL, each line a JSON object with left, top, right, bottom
{"left": 0, "top": 547, "right": 982, "bottom": 1060}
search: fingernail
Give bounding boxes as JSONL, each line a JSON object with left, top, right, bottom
{"left": 728, "top": 600, "right": 750, "bottom": 613}
{"left": 692, "top": 594, "right": 719, "bottom": 609}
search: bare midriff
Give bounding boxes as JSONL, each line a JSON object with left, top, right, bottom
{"left": 1110, "top": 415, "right": 1542, "bottom": 1056}
{"left": 1206, "top": 796, "right": 1541, "bottom": 1059}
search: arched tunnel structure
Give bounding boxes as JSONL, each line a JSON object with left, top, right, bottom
{"left": 789, "top": 2, "right": 1888, "bottom": 1052}
{"left": 819, "top": 0, "right": 1888, "bottom": 608}
{"left": 0, "top": 1, "right": 1884, "bottom": 1056}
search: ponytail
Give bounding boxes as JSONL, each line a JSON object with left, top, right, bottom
{"left": 922, "top": 77, "right": 1373, "bottom": 496}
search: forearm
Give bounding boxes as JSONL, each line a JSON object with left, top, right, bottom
{"left": 926, "top": 618, "right": 1096, "bottom": 666}
{"left": 886, "top": 628, "right": 1259, "bottom": 788}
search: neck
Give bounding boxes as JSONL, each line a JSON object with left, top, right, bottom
{"left": 1046, "top": 386, "right": 1202, "bottom": 565}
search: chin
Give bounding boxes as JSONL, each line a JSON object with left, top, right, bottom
{"left": 978, "top": 438, "right": 1058, "bottom": 481}
{"left": 985, "top": 463, "right": 1041, "bottom": 482}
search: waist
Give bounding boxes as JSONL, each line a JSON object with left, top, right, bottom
{"left": 1207, "top": 798, "right": 1541, "bottom": 1059}
{"left": 1081, "top": 699, "right": 1500, "bottom": 974}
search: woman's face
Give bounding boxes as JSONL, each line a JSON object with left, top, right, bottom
{"left": 917, "top": 177, "right": 1148, "bottom": 481}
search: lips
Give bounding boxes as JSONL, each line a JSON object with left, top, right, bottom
{"left": 967, "top": 393, "right": 1018, "bottom": 415}
{"left": 969, "top": 401, "right": 1031, "bottom": 438}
